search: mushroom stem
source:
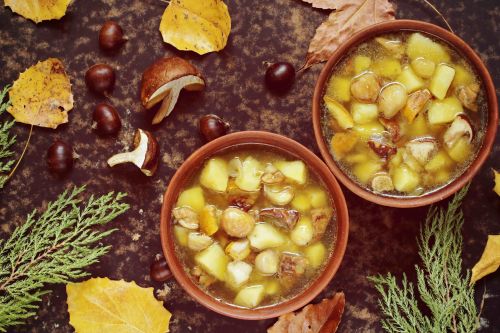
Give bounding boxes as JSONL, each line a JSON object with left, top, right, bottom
{"left": 107, "top": 151, "right": 143, "bottom": 167}
{"left": 152, "top": 87, "right": 180, "bottom": 125}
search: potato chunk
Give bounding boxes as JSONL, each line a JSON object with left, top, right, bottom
{"left": 406, "top": 32, "right": 451, "bottom": 64}
{"left": 429, "top": 64, "right": 456, "bottom": 100}
{"left": 306, "top": 186, "right": 329, "bottom": 208}
{"left": 353, "top": 55, "right": 372, "bottom": 74}
{"left": 446, "top": 136, "right": 472, "bottom": 163}
{"left": 427, "top": 97, "right": 463, "bottom": 125}
{"left": 352, "top": 121, "right": 385, "bottom": 141}
{"left": 200, "top": 158, "right": 229, "bottom": 192}
{"left": 177, "top": 186, "right": 205, "bottom": 214}
{"left": 291, "top": 193, "right": 311, "bottom": 212}
{"left": 274, "top": 160, "right": 307, "bottom": 185}
{"left": 225, "top": 239, "right": 251, "bottom": 261}
{"left": 248, "top": 223, "right": 286, "bottom": 250}
{"left": 195, "top": 243, "right": 230, "bottom": 281}
{"left": 324, "top": 96, "right": 354, "bottom": 130}
{"left": 234, "top": 285, "right": 265, "bottom": 308}
{"left": 226, "top": 261, "right": 253, "bottom": 288}
{"left": 392, "top": 164, "right": 420, "bottom": 193}
{"left": 424, "top": 150, "right": 454, "bottom": 173}
{"left": 173, "top": 225, "right": 189, "bottom": 247}
{"left": 410, "top": 57, "right": 436, "bottom": 79}
{"left": 290, "top": 216, "right": 314, "bottom": 246}
{"left": 351, "top": 103, "right": 378, "bottom": 124}
{"left": 325, "top": 76, "right": 351, "bottom": 103}
{"left": 304, "top": 242, "right": 327, "bottom": 268}
{"left": 353, "top": 160, "right": 382, "bottom": 184}
{"left": 330, "top": 131, "right": 358, "bottom": 159}
{"left": 371, "top": 58, "right": 402, "bottom": 80}
{"left": 235, "top": 156, "right": 263, "bottom": 191}
{"left": 396, "top": 66, "right": 425, "bottom": 93}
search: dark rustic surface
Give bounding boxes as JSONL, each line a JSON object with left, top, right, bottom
{"left": 0, "top": 0, "right": 499, "bottom": 332}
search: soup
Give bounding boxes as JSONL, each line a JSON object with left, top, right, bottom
{"left": 171, "top": 148, "right": 336, "bottom": 309}
{"left": 322, "top": 31, "right": 486, "bottom": 196}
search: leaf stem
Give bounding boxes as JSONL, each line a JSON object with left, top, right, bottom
{"left": 7, "top": 124, "right": 32, "bottom": 181}
{"left": 420, "top": 0, "right": 454, "bottom": 33}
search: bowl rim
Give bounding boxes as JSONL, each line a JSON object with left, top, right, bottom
{"left": 159, "top": 130, "right": 349, "bottom": 320}
{"left": 312, "top": 19, "right": 499, "bottom": 208}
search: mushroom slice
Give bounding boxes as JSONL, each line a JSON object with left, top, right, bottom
{"left": 372, "top": 173, "right": 395, "bottom": 193}
{"left": 262, "top": 163, "right": 285, "bottom": 184}
{"left": 173, "top": 206, "right": 199, "bottom": 229}
{"left": 107, "top": 129, "right": 159, "bottom": 176}
{"left": 227, "top": 179, "right": 259, "bottom": 211}
{"left": 406, "top": 137, "right": 438, "bottom": 165}
{"left": 263, "top": 184, "right": 295, "bottom": 206}
{"left": 456, "top": 83, "right": 480, "bottom": 112}
{"left": 311, "top": 208, "right": 333, "bottom": 241}
{"left": 375, "top": 37, "right": 405, "bottom": 59}
{"left": 403, "top": 89, "right": 432, "bottom": 124}
{"left": 259, "top": 208, "right": 300, "bottom": 231}
{"left": 278, "top": 253, "right": 308, "bottom": 279}
{"left": 350, "top": 72, "right": 381, "bottom": 103}
{"left": 379, "top": 118, "right": 402, "bottom": 142}
{"left": 140, "top": 57, "right": 205, "bottom": 124}
{"left": 187, "top": 232, "right": 213, "bottom": 251}
{"left": 368, "top": 135, "right": 397, "bottom": 159}
{"left": 443, "top": 115, "right": 473, "bottom": 148}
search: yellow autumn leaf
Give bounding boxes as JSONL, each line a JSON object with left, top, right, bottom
{"left": 67, "top": 278, "right": 171, "bottom": 333}
{"left": 494, "top": 169, "right": 500, "bottom": 196}
{"left": 470, "top": 235, "right": 500, "bottom": 285}
{"left": 4, "top": 0, "right": 71, "bottom": 24}
{"left": 8, "top": 58, "right": 73, "bottom": 129}
{"left": 159, "top": 0, "right": 231, "bottom": 55}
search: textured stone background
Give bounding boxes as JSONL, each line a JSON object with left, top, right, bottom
{"left": 0, "top": 0, "right": 499, "bottom": 332}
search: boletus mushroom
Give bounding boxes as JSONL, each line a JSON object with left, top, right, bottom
{"left": 107, "top": 129, "right": 159, "bottom": 176}
{"left": 443, "top": 115, "right": 473, "bottom": 148}
{"left": 140, "top": 57, "right": 205, "bottom": 124}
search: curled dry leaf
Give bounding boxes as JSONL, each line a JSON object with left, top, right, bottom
{"left": 8, "top": 58, "right": 73, "bottom": 129}
{"left": 303, "top": 0, "right": 396, "bottom": 70}
{"left": 159, "top": 0, "right": 231, "bottom": 55}
{"left": 4, "top": 0, "right": 71, "bottom": 23}
{"left": 302, "top": 0, "right": 337, "bottom": 10}
{"left": 268, "top": 292, "right": 345, "bottom": 333}
{"left": 470, "top": 235, "right": 500, "bottom": 285}
{"left": 493, "top": 169, "right": 500, "bottom": 196}
{"left": 67, "top": 278, "right": 172, "bottom": 333}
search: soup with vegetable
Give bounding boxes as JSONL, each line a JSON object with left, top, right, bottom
{"left": 322, "top": 31, "right": 486, "bottom": 196}
{"left": 171, "top": 147, "right": 336, "bottom": 309}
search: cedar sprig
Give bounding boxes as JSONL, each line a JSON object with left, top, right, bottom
{"left": 369, "top": 185, "right": 478, "bottom": 333}
{"left": 0, "top": 186, "right": 129, "bottom": 331}
{"left": 0, "top": 85, "right": 16, "bottom": 189}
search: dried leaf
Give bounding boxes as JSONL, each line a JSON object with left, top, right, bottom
{"left": 159, "top": 0, "right": 231, "bottom": 55}
{"left": 4, "top": 0, "right": 71, "bottom": 23}
{"left": 470, "top": 235, "right": 500, "bottom": 284}
{"left": 67, "top": 278, "right": 172, "bottom": 333}
{"left": 304, "top": 0, "right": 395, "bottom": 69}
{"left": 8, "top": 58, "right": 73, "bottom": 129}
{"left": 493, "top": 169, "right": 500, "bottom": 196}
{"left": 302, "top": 0, "right": 337, "bottom": 10}
{"left": 268, "top": 292, "right": 345, "bottom": 333}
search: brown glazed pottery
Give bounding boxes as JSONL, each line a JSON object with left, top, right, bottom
{"left": 312, "top": 20, "right": 498, "bottom": 208}
{"left": 160, "top": 131, "right": 349, "bottom": 320}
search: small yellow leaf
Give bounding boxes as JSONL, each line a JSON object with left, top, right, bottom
{"left": 8, "top": 58, "right": 73, "bottom": 129}
{"left": 159, "top": 0, "right": 231, "bottom": 55}
{"left": 470, "top": 235, "right": 500, "bottom": 285}
{"left": 494, "top": 169, "right": 500, "bottom": 196}
{"left": 67, "top": 278, "right": 171, "bottom": 333}
{"left": 4, "top": 0, "right": 71, "bottom": 23}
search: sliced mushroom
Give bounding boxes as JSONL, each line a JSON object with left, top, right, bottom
{"left": 261, "top": 163, "right": 285, "bottom": 184}
{"left": 375, "top": 37, "right": 405, "bottom": 59}
{"left": 227, "top": 180, "right": 259, "bottom": 211}
{"left": 456, "top": 83, "right": 480, "bottom": 112}
{"left": 255, "top": 250, "right": 279, "bottom": 275}
{"left": 406, "top": 137, "right": 438, "bottom": 165}
{"left": 107, "top": 129, "right": 159, "bottom": 176}
{"left": 368, "top": 135, "right": 397, "bottom": 159}
{"left": 311, "top": 208, "right": 333, "bottom": 241}
{"left": 403, "top": 89, "right": 432, "bottom": 123}
{"left": 371, "top": 173, "right": 395, "bottom": 193}
{"left": 443, "top": 115, "right": 473, "bottom": 148}
{"left": 220, "top": 207, "right": 255, "bottom": 238}
{"left": 140, "top": 57, "right": 205, "bottom": 124}
{"left": 191, "top": 266, "right": 216, "bottom": 288}
{"left": 378, "top": 83, "right": 408, "bottom": 118}
{"left": 379, "top": 118, "right": 402, "bottom": 142}
{"left": 259, "top": 208, "right": 300, "bottom": 230}
{"left": 350, "top": 72, "right": 381, "bottom": 103}
{"left": 263, "top": 184, "right": 295, "bottom": 206}
{"left": 187, "top": 232, "right": 213, "bottom": 251}
{"left": 278, "top": 253, "right": 308, "bottom": 278}
{"left": 173, "top": 206, "right": 199, "bottom": 229}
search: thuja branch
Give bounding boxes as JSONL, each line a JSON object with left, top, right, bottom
{"left": 0, "top": 85, "right": 16, "bottom": 189}
{"left": 0, "top": 186, "right": 129, "bottom": 332}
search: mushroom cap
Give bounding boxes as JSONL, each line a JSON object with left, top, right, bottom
{"left": 140, "top": 56, "right": 205, "bottom": 108}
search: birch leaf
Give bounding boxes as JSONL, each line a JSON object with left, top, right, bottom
{"left": 8, "top": 58, "right": 73, "bottom": 129}
{"left": 471, "top": 235, "right": 500, "bottom": 284}
{"left": 302, "top": 0, "right": 337, "bottom": 10}
{"left": 303, "top": 0, "right": 396, "bottom": 69}
{"left": 159, "top": 0, "right": 231, "bottom": 55}
{"left": 493, "top": 169, "right": 500, "bottom": 196}
{"left": 67, "top": 278, "right": 172, "bottom": 333}
{"left": 4, "top": 0, "right": 71, "bottom": 23}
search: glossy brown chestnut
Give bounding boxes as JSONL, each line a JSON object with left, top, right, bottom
{"left": 99, "top": 21, "right": 126, "bottom": 51}
{"left": 199, "top": 114, "right": 230, "bottom": 142}
{"left": 85, "top": 64, "right": 115, "bottom": 95}
{"left": 150, "top": 258, "right": 172, "bottom": 282}
{"left": 93, "top": 102, "right": 121, "bottom": 135}
{"left": 265, "top": 62, "right": 295, "bottom": 93}
{"left": 47, "top": 140, "right": 73, "bottom": 174}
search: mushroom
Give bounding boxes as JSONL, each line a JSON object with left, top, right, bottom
{"left": 311, "top": 208, "right": 333, "bottom": 241}
{"left": 278, "top": 253, "right": 308, "bottom": 278}
{"left": 227, "top": 180, "right": 259, "bottom": 211}
{"left": 263, "top": 184, "right": 295, "bottom": 206}
{"left": 405, "top": 137, "right": 438, "bottom": 165}
{"left": 255, "top": 250, "right": 279, "bottom": 275}
{"left": 375, "top": 37, "right": 405, "bottom": 59}
{"left": 259, "top": 207, "right": 300, "bottom": 230}
{"left": 403, "top": 89, "right": 432, "bottom": 123}
{"left": 220, "top": 207, "right": 255, "bottom": 238}
{"left": 368, "top": 135, "right": 397, "bottom": 159}
{"left": 261, "top": 164, "right": 285, "bottom": 184}
{"left": 107, "top": 129, "right": 159, "bottom": 176}
{"left": 378, "top": 83, "right": 408, "bottom": 118}
{"left": 456, "top": 83, "right": 480, "bottom": 112}
{"left": 371, "top": 173, "right": 395, "bottom": 193}
{"left": 379, "top": 118, "right": 402, "bottom": 142}
{"left": 443, "top": 115, "right": 473, "bottom": 148}
{"left": 350, "top": 72, "right": 381, "bottom": 103}
{"left": 173, "top": 206, "right": 199, "bottom": 229}
{"left": 187, "top": 232, "right": 213, "bottom": 251}
{"left": 140, "top": 57, "right": 205, "bottom": 124}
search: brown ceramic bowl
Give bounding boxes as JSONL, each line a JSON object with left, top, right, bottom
{"left": 160, "top": 131, "right": 349, "bottom": 320}
{"left": 312, "top": 20, "right": 498, "bottom": 208}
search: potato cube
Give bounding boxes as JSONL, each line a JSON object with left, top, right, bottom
{"left": 406, "top": 33, "right": 451, "bottom": 64}
{"left": 249, "top": 223, "right": 286, "bottom": 250}
{"left": 452, "top": 65, "right": 474, "bottom": 88}
{"left": 274, "top": 160, "right": 307, "bottom": 185}
{"left": 427, "top": 97, "right": 463, "bottom": 125}
{"left": 434, "top": 170, "right": 451, "bottom": 184}
{"left": 275, "top": 236, "right": 301, "bottom": 254}
{"left": 226, "top": 261, "right": 253, "bottom": 288}
{"left": 325, "top": 76, "right": 351, "bottom": 103}
{"left": 392, "top": 164, "right": 420, "bottom": 193}
{"left": 235, "top": 156, "right": 263, "bottom": 191}
{"left": 429, "top": 64, "right": 456, "bottom": 99}
{"left": 290, "top": 216, "right": 314, "bottom": 246}
{"left": 371, "top": 57, "right": 402, "bottom": 79}
{"left": 352, "top": 121, "right": 385, "bottom": 141}
{"left": 225, "top": 239, "right": 251, "bottom": 261}
{"left": 330, "top": 132, "right": 358, "bottom": 159}
{"left": 306, "top": 186, "right": 329, "bottom": 208}
{"left": 410, "top": 57, "right": 436, "bottom": 79}
{"left": 351, "top": 103, "right": 378, "bottom": 125}
{"left": 264, "top": 280, "right": 281, "bottom": 296}
{"left": 353, "top": 160, "right": 382, "bottom": 184}
{"left": 406, "top": 114, "right": 430, "bottom": 138}
{"left": 324, "top": 96, "right": 354, "bottom": 130}
{"left": 396, "top": 66, "right": 424, "bottom": 93}
{"left": 304, "top": 242, "right": 327, "bottom": 268}
{"left": 177, "top": 187, "right": 205, "bottom": 213}
{"left": 388, "top": 149, "right": 403, "bottom": 170}
{"left": 195, "top": 243, "right": 230, "bottom": 281}
{"left": 291, "top": 193, "right": 311, "bottom": 212}
{"left": 234, "top": 285, "right": 265, "bottom": 308}
{"left": 200, "top": 205, "right": 219, "bottom": 236}
{"left": 353, "top": 55, "right": 372, "bottom": 74}
{"left": 424, "top": 150, "right": 454, "bottom": 173}
{"left": 200, "top": 158, "right": 229, "bottom": 192}
{"left": 446, "top": 136, "right": 472, "bottom": 163}
{"left": 173, "top": 225, "right": 189, "bottom": 247}
{"left": 344, "top": 152, "right": 368, "bottom": 165}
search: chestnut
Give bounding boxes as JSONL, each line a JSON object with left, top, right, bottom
{"left": 93, "top": 102, "right": 121, "bottom": 135}
{"left": 99, "top": 21, "right": 127, "bottom": 51}
{"left": 47, "top": 140, "right": 73, "bottom": 174}
{"left": 265, "top": 62, "right": 296, "bottom": 93}
{"left": 150, "top": 257, "right": 172, "bottom": 282}
{"left": 199, "top": 114, "right": 230, "bottom": 142}
{"left": 85, "top": 64, "right": 115, "bottom": 95}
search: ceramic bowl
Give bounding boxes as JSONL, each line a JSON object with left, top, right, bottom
{"left": 160, "top": 131, "right": 349, "bottom": 320}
